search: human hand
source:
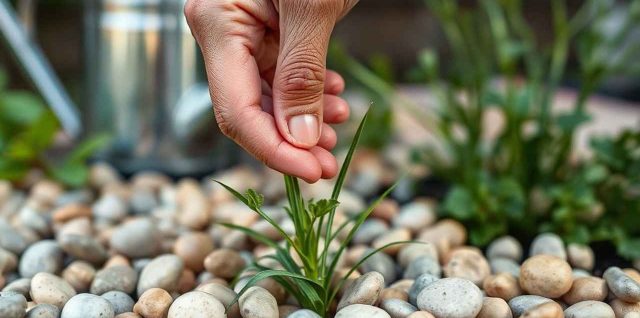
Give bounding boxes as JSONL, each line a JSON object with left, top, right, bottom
{"left": 185, "top": 0, "right": 358, "bottom": 183}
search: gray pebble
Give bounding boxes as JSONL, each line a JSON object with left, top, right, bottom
{"left": 167, "top": 291, "right": 226, "bottom": 318}
{"left": 0, "top": 219, "right": 27, "bottom": 254}
{"left": 92, "top": 194, "right": 127, "bottom": 222}
{"left": 18, "top": 240, "right": 63, "bottom": 278}
{"left": 58, "top": 234, "right": 108, "bottom": 265}
{"left": 403, "top": 256, "right": 441, "bottom": 279}
{"left": 380, "top": 298, "right": 417, "bottom": 318}
{"left": 288, "top": 309, "right": 322, "bottom": 318}
{"left": 393, "top": 201, "right": 436, "bottom": 233}
{"left": 572, "top": 269, "right": 591, "bottom": 279}
{"left": 486, "top": 236, "right": 522, "bottom": 261}
{"left": 489, "top": 257, "right": 521, "bottom": 278}
{"left": 408, "top": 274, "right": 438, "bottom": 306}
{"left": 101, "top": 291, "right": 134, "bottom": 315}
{"left": 130, "top": 189, "right": 158, "bottom": 215}
{"left": 60, "top": 293, "right": 114, "bottom": 318}
{"left": 337, "top": 271, "right": 385, "bottom": 311}
{"left": 2, "top": 278, "right": 31, "bottom": 299}
{"left": 18, "top": 207, "right": 49, "bottom": 236}
{"left": 360, "top": 251, "right": 397, "bottom": 284}
{"left": 26, "top": 304, "right": 60, "bottom": 318}
{"left": 90, "top": 265, "right": 138, "bottom": 295}
{"left": 0, "top": 291, "right": 27, "bottom": 318}
{"left": 397, "top": 243, "right": 438, "bottom": 269}
{"left": 353, "top": 219, "right": 388, "bottom": 245}
{"left": 109, "top": 218, "right": 161, "bottom": 259}
{"left": 137, "top": 254, "right": 184, "bottom": 296}
{"left": 417, "top": 277, "right": 483, "bottom": 318}
{"left": 564, "top": 300, "right": 615, "bottom": 318}
{"left": 508, "top": 295, "right": 553, "bottom": 317}
{"left": 604, "top": 267, "right": 640, "bottom": 303}
{"left": 55, "top": 189, "right": 93, "bottom": 207}
{"left": 335, "top": 304, "right": 391, "bottom": 318}
{"left": 530, "top": 233, "right": 567, "bottom": 260}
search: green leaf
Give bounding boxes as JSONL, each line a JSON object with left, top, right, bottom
{"left": 556, "top": 111, "right": 591, "bottom": 133}
{"left": 244, "top": 189, "right": 265, "bottom": 210}
{"left": 618, "top": 238, "right": 640, "bottom": 259}
{"left": 0, "top": 91, "right": 46, "bottom": 125}
{"left": 308, "top": 199, "right": 340, "bottom": 218}
{"left": 443, "top": 186, "right": 476, "bottom": 220}
{"left": 67, "top": 134, "right": 111, "bottom": 162}
{"left": 0, "top": 158, "right": 29, "bottom": 181}
{"left": 48, "top": 161, "right": 89, "bottom": 188}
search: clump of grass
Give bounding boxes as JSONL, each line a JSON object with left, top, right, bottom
{"left": 215, "top": 110, "right": 407, "bottom": 316}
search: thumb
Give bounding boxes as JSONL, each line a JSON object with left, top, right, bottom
{"left": 272, "top": 0, "right": 341, "bottom": 149}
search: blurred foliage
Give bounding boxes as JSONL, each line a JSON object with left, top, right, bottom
{"left": 0, "top": 66, "right": 110, "bottom": 187}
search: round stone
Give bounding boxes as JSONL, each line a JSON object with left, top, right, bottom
{"left": 137, "top": 254, "right": 184, "bottom": 296}
{"left": 2, "top": 278, "right": 31, "bottom": 299}
{"left": 407, "top": 312, "right": 435, "bottom": 318}
{"left": 58, "top": 234, "right": 108, "bottom": 265}
{"left": 196, "top": 282, "right": 240, "bottom": 318}
{"left": 133, "top": 288, "right": 173, "bottom": 318}
{"left": 393, "top": 200, "right": 436, "bottom": 233}
{"left": 337, "top": 271, "right": 384, "bottom": 311}
{"left": 0, "top": 291, "right": 27, "bottom": 318}
{"left": 101, "top": 291, "right": 135, "bottom": 315}
{"left": 62, "top": 261, "right": 96, "bottom": 292}
{"left": 604, "top": 267, "right": 640, "bottom": 303}
{"left": 418, "top": 219, "right": 467, "bottom": 249}
{"left": 173, "top": 232, "right": 214, "bottom": 272}
{"left": 408, "top": 274, "right": 438, "bottom": 306}
{"left": 567, "top": 244, "right": 595, "bottom": 271}
{"left": 508, "top": 295, "right": 553, "bottom": 317}
{"left": 203, "top": 249, "right": 245, "bottom": 279}
{"left": 353, "top": 220, "right": 388, "bottom": 245}
{"left": 404, "top": 256, "right": 441, "bottom": 280}
{"left": 238, "top": 286, "right": 278, "bottom": 318}
{"left": 19, "top": 240, "right": 63, "bottom": 278}
{"left": 520, "top": 301, "right": 563, "bottom": 318}
{"left": 397, "top": 243, "right": 438, "bottom": 269}
{"left": 563, "top": 277, "right": 608, "bottom": 305}
{"left": 416, "top": 277, "right": 483, "bottom": 318}
{"left": 378, "top": 287, "right": 408, "bottom": 303}
{"left": 372, "top": 228, "right": 411, "bottom": 256}
{"left": 0, "top": 220, "right": 27, "bottom": 254}
{"left": 91, "top": 266, "right": 138, "bottom": 295}
{"left": 335, "top": 304, "right": 391, "bottom": 318}
{"left": 110, "top": 218, "right": 161, "bottom": 259}
{"left": 380, "top": 298, "right": 417, "bottom": 318}
{"left": 360, "top": 251, "right": 397, "bottom": 283}
{"left": 490, "top": 257, "right": 521, "bottom": 278}
{"left": 443, "top": 248, "right": 490, "bottom": 286}
{"left": 26, "top": 304, "right": 60, "bottom": 318}
{"left": 519, "top": 255, "right": 573, "bottom": 298}
{"left": 0, "top": 247, "right": 17, "bottom": 274}
{"left": 486, "top": 236, "right": 522, "bottom": 261}
{"left": 529, "top": 233, "right": 566, "bottom": 260}
{"left": 30, "top": 273, "right": 76, "bottom": 309}
{"left": 167, "top": 291, "right": 225, "bottom": 318}
{"left": 477, "top": 297, "right": 511, "bottom": 318}
{"left": 60, "top": 293, "right": 115, "bottom": 318}
{"left": 564, "top": 301, "right": 615, "bottom": 318}
{"left": 92, "top": 194, "right": 127, "bottom": 222}
{"left": 52, "top": 204, "right": 92, "bottom": 223}
{"left": 288, "top": 309, "right": 322, "bottom": 318}
{"left": 483, "top": 273, "right": 522, "bottom": 301}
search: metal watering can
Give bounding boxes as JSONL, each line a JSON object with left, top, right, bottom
{"left": 0, "top": 0, "right": 235, "bottom": 177}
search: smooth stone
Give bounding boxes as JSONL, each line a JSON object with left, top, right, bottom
{"left": 625, "top": 313, "right": 640, "bottom": 318}
{"left": 610, "top": 298, "right": 640, "bottom": 318}
{"left": 407, "top": 312, "right": 436, "bottom": 318}
{"left": 416, "top": 277, "right": 483, "bottom": 318}
{"left": 0, "top": 291, "right": 27, "bottom": 318}
{"left": 58, "top": 234, "right": 109, "bottom": 265}
{"left": 92, "top": 194, "right": 127, "bottom": 222}
{"left": 378, "top": 287, "right": 409, "bottom": 303}
{"left": 52, "top": 203, "right": 91, "bottom": 222}
{"left": 443, "top": 248, "right": 490, "bottom": 286}
{"left": 490, "top": 258, "right": 521, "bottom": 278}
{"left": 360, "top": 251, "right": 397, "bottom": 283}
{"left": 167, "top": 291, "right": 226, "bottom": 318}
{"left": 477, "top": 297, "right": 511, "bottom": 318}
{"left": 2, "top": 278, "right": 31, "bottom": 298}
{"left": 567, "top": 244, "right": 595, "bottom": 271}
{"left": 26, "top": 304, "right": 60, "bottom": 318}
{"left": 110, "top": 218, "right": 161, "bottom": 259}
{"left": 486, "top": 236, "right": 522, "bottom": 261}
{"left": 278, "top": 305, "right": 300, "bottom": 318}
{"left": 393, "top": 201, "right": 436, "bottom": 233}
{"left": 508, "top": 295, "right": 553, "bottom": 317}
{"left": 372, "top": 228, "right": 412, "bottom": 256}
{"left": 256, "top": 278, "right": 288, "bottom": 305}
{"left": 353, "top": 220, "right": 389, "bottom": 245}
{"left": 397, "top": 243, "right": 438, "bottom": 269}
{"left": 288, "top": 309, "right": 322, "bottom": 318}
{"left": 204, "top": 249, "right": 245, "bottom": 279}
{"left": 196, "top": 282, "right": 241, "bottom": 318}
{"left": 18, "top": 207, "right": 49, "bottom": 236}
{"left": 604, "top": 267, "right": 640, "bottom": 303}
{"left": 404, "top": 256, "right": 441, "bottom": 280}
{"left": 520, "top": 301, "right": 563, "bottom": 318}
{"left": 380, "top": 298, "right": 418, "bottom": 318}
{"left": 417, "top": 219, "right": 467, "bottom": 250}
{"left": 137, "top": 254, "right": 184, "bottom": 296}
{"left": 30, "top": 273, "right": 76, "bottom": 309}
{"left": 130, "top": 189, "right": 158, "bottom": 215}
{"left": 239, "top": 286, "right": 278, "bottom": 318}
{"left": 0, "top": 247, "right": 17, "bottom": 273}
{"left": 19, "top": 240, "right": 63, "bottom": 278}
{"left": 173, "top": 232, "right": 214, "bottom": 272}
{"left": 62, "top": 261, "right": 96, "bottom": 292}
{"left": 564, "top": 301, "right": 615, "bottom": 318}
{"left": 529, "top": 233, "right": 567, "bottom": 260}
{"left": 408, "top": 274, "right": 438, "bottom": 306}
{"left": 91, "top": 266, "right": 138, "bottom": 295}
{"left": 61, "top": 293, "right": 115, "bottom": 318}
{"left": 133, "top": 288, "right": 173, "bottom": 318}
{"left": 519, "top": 255, "right": 573, "bottom": 298}
{"left": 573, "top": 269, "right": 592, "bottom": 279}
{"left": 482, "top": 273, "right": 521, "bottom": 301}
{"left": 102, "top": 291, "right": 135, "bottom": 315}
{"left": 337, "top": 271, "right": 385, "bottom": 310}
{"left": 335, "top": 304, "right": 391, "bottom": 318}
{"left": 563, "top": 277, "right": 608, "bottom": 305}
{"left": 0, "top": 220, "right": 27, "bottom": 254}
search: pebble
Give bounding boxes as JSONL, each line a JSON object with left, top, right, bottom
{"left": 52, "top": 203, "right": 92, "bottom": 223}
{"left": 133, "top": 288, "right": 173, "bottom": 318}
{"left": 338, "top": 271, "right": 385, "bottom": 311}
{"left": 416, "top": 277, "right": 483, "bottom": 318}
{"left": 353, "top": 220, "right": 388, "bottom": 245}
{"left": 137, "top": 254, "right": 184, "bottom": 296}
{"left": 167, "top": 291, "right": 225, "bottom": 318}
{"left": 360, "top": 251, "right": 397, "bottom": 283}
{"left": 408, "top": 274, "right": 438, "bottom": 306}
{"left": 2, "top": 278, "right": 31, "bottom": 298}
{"left": 30, "top": 272, "right": 76, "bottom": 308}
{"left": 564, "top": 301, "right": 615, "bottom": 318}
{"left": 610, "top": 299, "right": 640, "bottom": 318}
{"left": 279, "top": 305, "right": 300, "bottom": 318}
{"left": 486, "top": 236, "right": 522, "bottom": 261}
{"left": 62, "top": 261, "right": 96, "bottom": 292}
{"left": 372, "top": 228, "right": 412, "bottom": 256}
{"left": 371, "top": 199, "right": 399, "bottom": 222}
{"left": 176, "top": 179, "right": 211, "bottom": 230}
{"left": 57, "top": 217, "right": 92, "bottom": 238}
{"left": 418, "top": 219, "right": 467, "bottom": 250}
{"left": 404, "top": 256, "right": 441, "bottom": 280}
{"left": 378, "top": 287, "right": 408, "bottom": 303}
{"left": 508, "top": 295, "right": 553, "bottom": 317}
{"left": 530, "top": 233, "right": 567, "bottom": 260}
{"left": 0, "top": 247, "right": 17, "bottom": 273}
{"left": 476, "top": 297, "right": 511, "bottom": 318}
{"left": 604, "top": 267, "right": 640, "bottom": 303}
{"left": 60, "top": 293, "right": 115, "bottom": 318}
{"left": 239, "top": 286, "right": 279, "bottom": 318}
{"left": 58, "top": 234, "right": 109, "bottom": 265}
{"left": 406, "top": 312, "right": 435, "bottom": 318}
{"left": 204, "top": 249, "right": 245, "bottom": 279}
{"left": 393, "top": 200, "right": 436, "bottom": 233}
{"left": 288, "top": 309, "right": 322, "bottom": 318}
{"left": 519, "top": 255, "right": 573, "bottom": 298}
{"left": 483, "top": 273, "right": 521, "bottom": 301}
{"left": 19, "top": 240, "right": 63, "bottom": 278}
{"left": 102, "top": 291, "right": 135, "bottom": 315}
{"left": 173, "top": 232, "right": 214, "bottom": 272}
{"left": 92, "top": 194, "right": 127, "bottom": 222}
{"left": 196, "top": 282, "right": 241, "bottom": 318}
{"left": 335, "top": 304, "right": 391, "bottom": 318}
{"left": 567, "top": 243, "right": 595, "bottom": 271}
{"left": 520, "top": 301, "right": 563, "bottom": 318}
{"left": 110, "top": 218, "right": 161, "bottom": 259}
{"left": 490, "top": 257, "right": 521, "bottom": 278}
{"left": 130, "top": 189, "right": 158, "bottom": 215}
{"left": 91, "top": 265, "right": 138, "bottom": 295}
{"left": 563, "top": 276, "right": 608, "bottom": 305}
{"left": 26, "top": 304, "right": 60, "bottom": 318}
{"left": 0, "top": 219, "right": 27, "bottom": 254}
{"left": 0, "top": 291, "right": 27, "bottom": 318}
{"left": 443, "top": 248, "right": 490, "bottom": 286}
{"left": 380, "top": 298, "right": 417, "bottom": 318}
{"left": 256, "top": 278, "right": 288, "bottom": 305}
{"left": 397, "top": 243, "right": 438, "bottom": 269}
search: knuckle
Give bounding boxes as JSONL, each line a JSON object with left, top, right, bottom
{"left": 278, "top": 53, "right": 325, "bottom": 104}
{"left": 213, "top": 106, "right": 237, "bottom": 140}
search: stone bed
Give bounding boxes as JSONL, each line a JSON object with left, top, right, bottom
{"left": 1, "top": 162, "right": 640, "bottom": 318}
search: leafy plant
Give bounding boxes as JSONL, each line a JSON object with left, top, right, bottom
{"left": 0, "top": 66, "right": 110, "bottom": 187}
{"left": 215, "top": 110, "right": 409, "bottom": 316}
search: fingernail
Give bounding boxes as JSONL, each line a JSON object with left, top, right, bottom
{"left": 288, "top": 114, "right": 319, "bottom": 146}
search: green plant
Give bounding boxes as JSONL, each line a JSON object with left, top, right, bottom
{"left": 215, "top": 110, "right": 408, "bottom": 316}
{"left": 0, "top": 67, "right": 110, "bottom": 187}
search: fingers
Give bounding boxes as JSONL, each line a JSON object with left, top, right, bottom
{"left": 309, "top": 146, "right": 338, "bottom": 179}
{"left": 325, "top": 70, "right": 345, "bottom": 95}
{"left": 317, "top": 123, "right": 337, "bottom": 150}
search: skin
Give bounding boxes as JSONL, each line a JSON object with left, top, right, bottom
{"left": 185, "top": 0, "right": 358, "bottom": 183}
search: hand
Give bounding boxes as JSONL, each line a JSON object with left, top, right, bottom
{"left": 185, "top": 0, "right": 358, "bottom": 183}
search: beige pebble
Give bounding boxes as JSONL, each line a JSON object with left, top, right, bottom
{"left": 105, "top": 255, "right": 131, "bottom": 268}
{"left": 610, "top": 299, "right": 640, "bottom": 318}
{"left": 372, "top": 228, "right": 411, "bottom": 256}
{"left": 397, "top": 243, "right": 439, "bottom": 269}
{"left": 52, "top": 204, "right": 92, "bottom": 223}
{"left": 371, "top": 199, "right": 399, "bottom": 222}
{"left": 257, "top": 278, "right": 288, "bottom": 305}
{"left": 133, "top": 288, "right": 173, "bottom": 318}
{"left": 407, "top": 311, "right": 436, "bottom": 318}
{"left": 377, "top": 287, "right": 409, "bottom": 304}
{"left": 624, "top": 269, "right": 640, "bottom": 284}
{"left": 444, "top": 247, "right": 491, "bottom": 286}
{"left": 30, "top": 272, "right": 76, "bottom": 309}
{"left": 389, "top": 279, "right": 414, "bottom": 293}
{"left": 520, "top": 301, "right": 564, "bottom": 318}
{"left": 483, "top": 273, "right": 522, "bottom": 301}
{"left": 115, "top": 313, "right": 142, "bottom": 318}
{"left": 563, "top": 276, "right": 608, "bottom": 305}
{"left": 196, "top": 282, "right": 241, "bottom": 318}
{"left": 477, "top": 297, "right": 512, "bottom": 318}
{"left": 239, "top": 286, "right": 278, "bottom": 318}
{"left": 567, "top": 244, "right": 595, "bottom": 271}
{"left": 204, "top": 249, "right": 246, "bottom": 280}
{"left": 177, "top": 269, "right": 196, "bottom": 294}
{"left": 62, "top": 261, "right": 96, "bottom": 292}
{"left": 173, "top": 232, "right": 214, "bottom": 272}
{"left": 0, "top": 248, "right": 18, "bottom": 273}
{"left": 519, "top": 255, "right": 573, "bottom": 298}
{"left": 418, "top": 219, "right": 467, "bottom": 251}
{"left": 176, "top": 179, "right": 211, "bottom": 230}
